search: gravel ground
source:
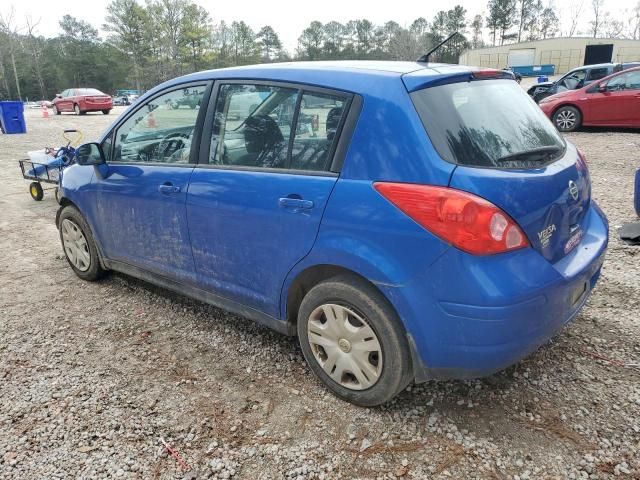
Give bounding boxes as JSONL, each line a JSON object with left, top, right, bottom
{"left": 1, "top": 108, "right": 639, "bottom": 480}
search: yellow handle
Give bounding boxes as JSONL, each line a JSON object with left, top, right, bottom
{"left": 62, "top": 129, "right": 83, "bottom": 147}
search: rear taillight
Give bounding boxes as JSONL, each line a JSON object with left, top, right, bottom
{"left": 374, "top": 182, "right": 529, "bottom": 255}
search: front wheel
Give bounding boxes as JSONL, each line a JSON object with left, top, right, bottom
{"left": 102, "top": 109, "right": 111, "bottom": 115}
{"left": 74, "top": 104, "right": 81, "bottom": 115}
{"left": 297, "top": 274, "right": 412, "bottom": 407}
{"left": 553, "top": 105, "right": 581, "bottom": 132}
{"left": 58, "top": 206, "right": 107, "bottom": 281}
{"left": 53, "top": 105, "right": 60, "bottom": 115}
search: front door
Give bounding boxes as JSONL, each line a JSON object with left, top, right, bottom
{"left": 95, "top": 83, "right": 210, "bottom": 282}
{"left": 187, "top": 83, "right": 351, "bottom": 317}
{"left": 588, "top": 70, "right": 640, "bottom": 125}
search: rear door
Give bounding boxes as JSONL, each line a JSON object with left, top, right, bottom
{"left": 409, "top": 77, "right": 590, "bottom": 264}
{"left": 95, "top": 83, "right": 210, "bottom": 281}
{"left": 187, "top": 82, "right": 353, "bottom": 317}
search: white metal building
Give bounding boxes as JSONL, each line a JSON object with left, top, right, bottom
{"left": 459, "top": 37, "right": 640, "bottom": 75}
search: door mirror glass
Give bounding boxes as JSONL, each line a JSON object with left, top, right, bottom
{"left": 598, "top": 83, "right": 607, "bottom": 93}
{"left": 76, "top": 142, "right": 106, "bottom": 165}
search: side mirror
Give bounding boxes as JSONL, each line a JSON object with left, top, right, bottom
{"left": 598, "top": 83, "right": 607, "bottom": 93}
{"left": 76, "top": 142, "right": 106, "bottom": 166}
{"left": 55, "top": 93, "right": 62, "bottom": 98}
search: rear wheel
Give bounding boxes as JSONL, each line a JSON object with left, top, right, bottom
{"left": 58, "top": 206, "right": 107, "bottom": 281}
{"left": 297, "top": 274, "right": 412, "bottom": 406}
{"left": 553, "top": 106, "right": 581, "bottom": 132}
{"left": 29, "top": 182, "right": 43, "bottom": 201}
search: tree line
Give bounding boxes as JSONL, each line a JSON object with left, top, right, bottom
{"left": 1, "top": 0, "right": 639, "bottom": 101}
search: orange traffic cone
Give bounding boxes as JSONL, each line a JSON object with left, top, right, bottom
{"left": 41, "top": 103, "right": 49, "bottom": 118}
{"left": 147, "top": 112, "right": 156, "bottom": 128}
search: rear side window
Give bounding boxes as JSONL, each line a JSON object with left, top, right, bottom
{"left": 587, "top": 68, "right": 609, "bottom": 81}
{"left": 209, "top": 83, "right": 348, "bottom": 172}
{"left": 291, "top": 93, "right": 347, "bottom": 171}
{"left": 410, "top": 79, "right": 565, "bottom": 169}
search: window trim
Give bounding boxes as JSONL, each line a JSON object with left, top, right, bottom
{"left": 106, "top": 80, "right": 213, "bottom": 166}
{"left": 198, "top": 79, "right": 359, "bottom": 176}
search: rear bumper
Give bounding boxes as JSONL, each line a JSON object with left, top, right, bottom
{"left": 81, "top": 102, "right": 112, "bottom": 111}
{"left": 381, "top": 202, "right": 608, "bottom": 381}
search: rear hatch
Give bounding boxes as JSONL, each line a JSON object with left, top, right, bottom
{"left": 408, "top": 75, "right": 590, "bottom": 264}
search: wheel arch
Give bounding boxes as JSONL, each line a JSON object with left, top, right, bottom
{"left": 56, "top": 199, "right": 108, "bottom": 270}
{"left": 285, "top": 263, "right": 419, "bottom": 383}
{"left": 552, "top": 102, "right": 583, "bottom": 120}
{"left": 283, "top": 263, "right": 404, "bottom": 334}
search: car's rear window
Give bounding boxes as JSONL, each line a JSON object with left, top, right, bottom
{"left": 77, "top": 88, "right": 106, "bottom": 96}
{"left": 410, "top": 79, "right": 565, "bottom": 169}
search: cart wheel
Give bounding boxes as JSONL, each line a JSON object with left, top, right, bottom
{"left": 29, "top": 182, "right": 44, "bottom": 201}
{"left": 54, "top": 187, "right": 62, "bottom": 205}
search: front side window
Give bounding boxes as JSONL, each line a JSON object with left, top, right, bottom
{"left": 559, "top": 70, "right": 586, "bottom": 90}
{"left": 113, "top": 85, "right": 206, "bottom": 164}
{"left": 606, "top": 71, "right": 640, "bottom": 91}
{"left": 209, "top": 83, "right": 348, "bottom": 171}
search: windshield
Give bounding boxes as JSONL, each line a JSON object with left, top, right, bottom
{"left": 77, "top": 88, "right": 106, "bottom": 96}
{"left": 410, "top": 79, "right": 565, "bottom": 169}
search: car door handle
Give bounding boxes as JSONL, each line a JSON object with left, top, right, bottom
{"left": 158, "top": 183, "right": 181, "bottom": 194}
{"left": 278, "top": 197, "right": 314, "bottom": 210}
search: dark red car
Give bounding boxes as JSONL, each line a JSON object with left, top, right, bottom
{"left": 52, "top": 88, "right": 113, "bottom": 115}
{"left": 539, "top": 66, "right": 640, "bottom": 132}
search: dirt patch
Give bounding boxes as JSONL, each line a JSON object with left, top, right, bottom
{"left": 1, "top": 109, "right": 639, "bottom": 479}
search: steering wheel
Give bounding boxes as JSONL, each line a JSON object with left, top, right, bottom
{"left": 158, "top": 132, "right": 189, "bottom": 160}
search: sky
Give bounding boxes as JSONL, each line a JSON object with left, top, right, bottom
{"left": 3, "top": 0, "right": 639, "bottom": 53}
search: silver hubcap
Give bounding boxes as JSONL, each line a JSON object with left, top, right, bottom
{"left": 61, "top": 219, "right": 91, "bottom": 272}
{"left": 307, "top": 304, "right": 382, "bottom": 390}
{"left": 556, "top": 110, "right": 576, "bottom": 130}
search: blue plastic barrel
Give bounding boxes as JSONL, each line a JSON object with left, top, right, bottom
{"left": 0, "top": 101, "right": 27, "bottom": 134}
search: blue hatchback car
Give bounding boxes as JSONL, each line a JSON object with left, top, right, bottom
{"left": 58, "top": 61, "right": 608, "bottom": 406}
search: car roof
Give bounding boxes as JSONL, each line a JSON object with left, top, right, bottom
{"left": 153, "top": 61, "right": 483, "bottom": 96}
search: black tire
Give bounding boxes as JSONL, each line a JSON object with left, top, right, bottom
{"left": 58, "top": 205, "right": 107, "bottom": 281}
{"left": 102, "top": 109, "right": 111, "bottom": 115}
{"left": 54, "top": 187, "right": 62, "bottom": 205}
{"left": 297, "top": 274, "right": 412, "bottom": 407}
{"left": 53, "top": 105, "right": 60, "bottom": 115}
{"left": 29, "top": 182, "right": 44, "bottom": 201}
{"left": 553, "top": 105, "right": 582, "bottom": 132}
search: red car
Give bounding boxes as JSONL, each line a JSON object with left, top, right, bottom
{"left": 539, "top": 66, "right": 640, "bottom": 132}
{"left": 52, "top": 88, "right": 113, "bottom": 115}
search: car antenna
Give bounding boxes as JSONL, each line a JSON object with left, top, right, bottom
{"left": 417, "top": 32, "right": 461, "bottom": 64}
